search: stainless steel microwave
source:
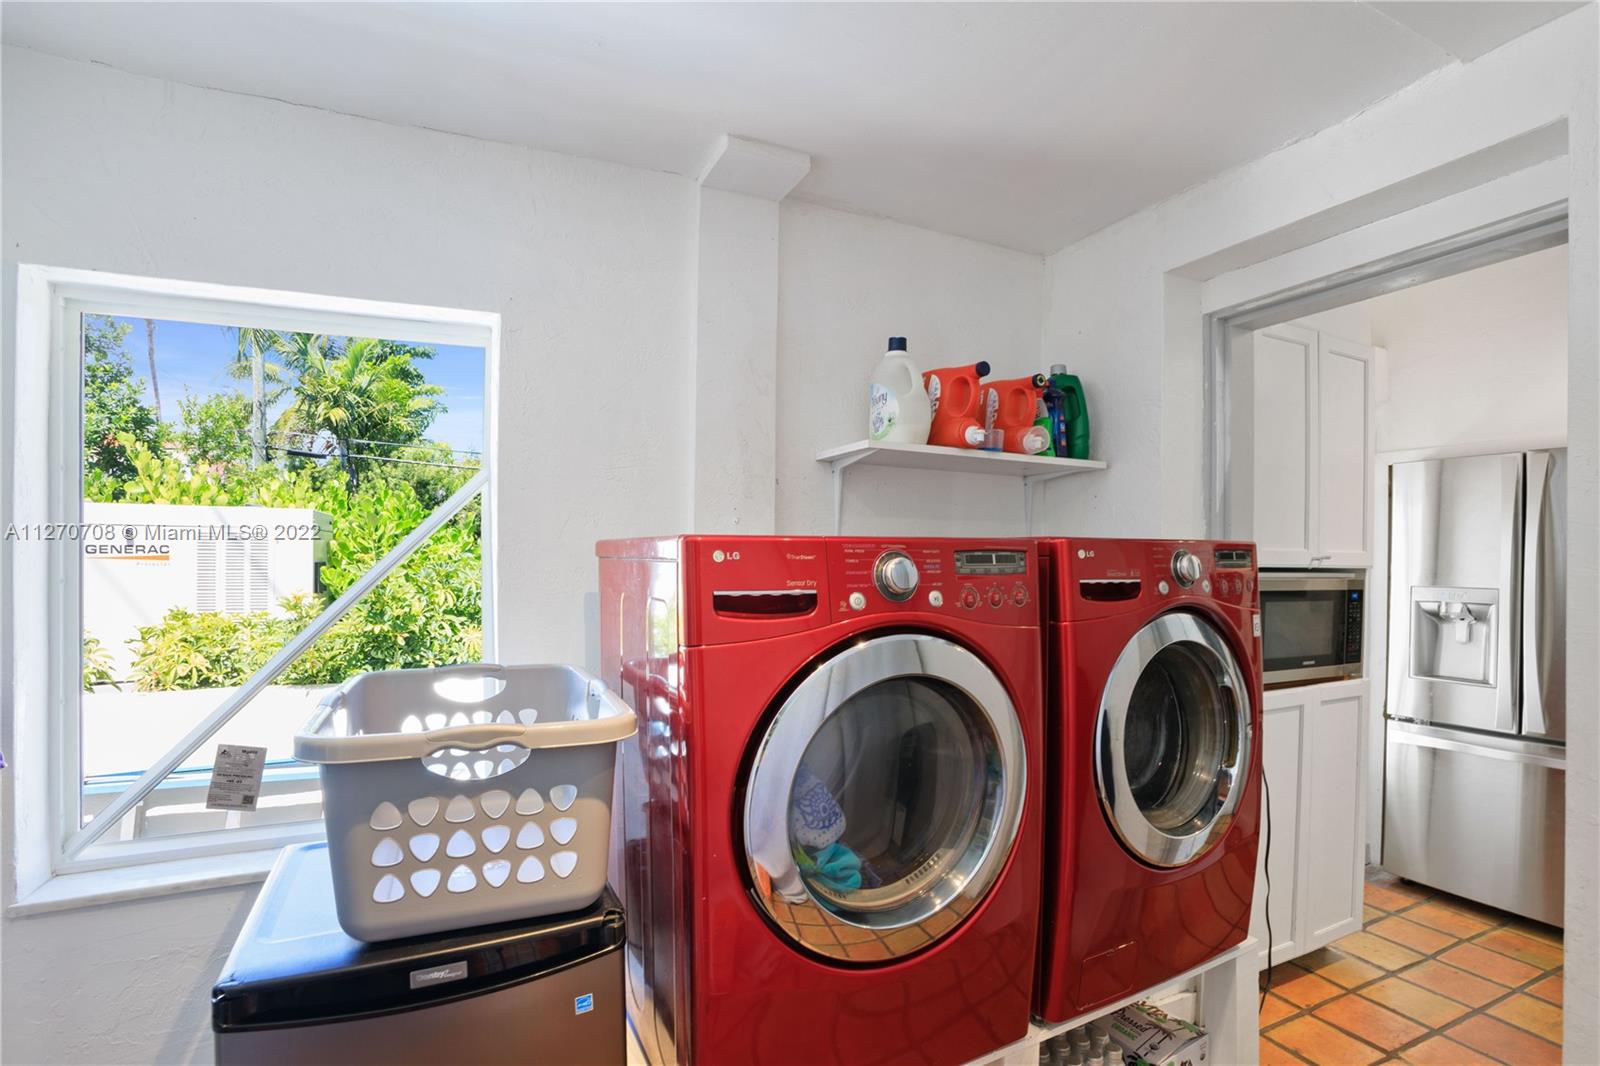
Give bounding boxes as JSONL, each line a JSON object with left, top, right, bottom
{"left": 1259, "top": 571, "right": 1365, "bottom": 686}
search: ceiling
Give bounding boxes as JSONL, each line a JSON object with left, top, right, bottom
{"left": 1, "top": 2, "right": 1580, "bottom": 254}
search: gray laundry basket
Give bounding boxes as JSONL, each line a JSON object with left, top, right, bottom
{"left": 295, "top": 663, "right": 637, "bottom": 942}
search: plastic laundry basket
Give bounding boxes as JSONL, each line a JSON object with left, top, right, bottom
{"left": 295, "top": 663, "right": 637, "bottom": 942}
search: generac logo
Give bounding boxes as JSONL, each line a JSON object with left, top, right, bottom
{"left": 85, "top": 543, "right": 171, "bottom": 561}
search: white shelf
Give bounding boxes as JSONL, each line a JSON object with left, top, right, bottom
{"left": 965, "top": 938, "right": 1259, "bottom": 1066}
{"left": 815, "top": 440, "right": 1106, "bottom": 533}
{"left": 817, "top": 439, "right": 1106, "bottom": 478}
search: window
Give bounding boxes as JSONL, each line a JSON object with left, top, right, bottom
{"left": 7, "top": 266, "right": 499, "bottom": 903}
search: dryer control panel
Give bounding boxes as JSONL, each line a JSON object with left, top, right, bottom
{"left": 1044, "top": 538, "right": 1258, "bottom": 622}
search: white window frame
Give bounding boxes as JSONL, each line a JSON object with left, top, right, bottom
{"left": 5, "top": 265, "right": 501, "bottom": 912}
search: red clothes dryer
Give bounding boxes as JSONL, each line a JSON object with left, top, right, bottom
{"left": 1033, "top": 538, "right": 1264, "bottom": 1023}
{"left": 597, "top": 536, "right": 1044, "bottom": 1066}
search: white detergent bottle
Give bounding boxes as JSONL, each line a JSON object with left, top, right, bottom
{"left": 868, "top": 337, "right": 931, "bottom": 443}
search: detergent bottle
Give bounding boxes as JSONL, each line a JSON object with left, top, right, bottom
{"left": 868, "top": 337, "right": 931, "bottom": 444}
{"left": 984, "top": 374, "right": 1052, "bottom": 455}
{"left": 923, "top": 360, "right": 990, "bottom": 449}
{"left": 1047, "top": 364, "right": 1091, "bottom": 459}
{"left": 1032, "top": 397, "right": 1057, "bottom": 457}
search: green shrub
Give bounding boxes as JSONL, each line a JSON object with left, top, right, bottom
{"left": 129, "top": 608, "right": 289, "bottom": 691}
{"left": 82, "top": 635, "right": 117, "bottom": 691}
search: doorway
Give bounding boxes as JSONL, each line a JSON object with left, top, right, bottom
{"left": 1213, "top": 215, "right": 1571, "bottom": 1064}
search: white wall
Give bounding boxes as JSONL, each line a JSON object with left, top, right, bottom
{"left": 0, "top": 47, "right": 1056, "bottom": 1065}
{"left": 775, "top": 201, "right": 1045, "bottom": 535}
{"left": 1370, "top": 243, "right": 1568, "bottom": 453}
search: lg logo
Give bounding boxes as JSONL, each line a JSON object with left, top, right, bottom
{"left": 712, "top": 549, "right": 741, "bottom": 563}
{"left": 1077, "top": 548, "right": 1095, "bottom": 559}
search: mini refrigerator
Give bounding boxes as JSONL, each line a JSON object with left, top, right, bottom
{"left": 213, "top": 843, "right": 625, "bottom": 1065}
{"left": 1383, "top": 449, "right": 1565, "bottom": 925}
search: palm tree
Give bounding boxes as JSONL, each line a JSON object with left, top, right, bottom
{"left": 229, "top": 327, "right": 284, "bottom": 467}
{"left": 279, "top": 337, "right": 445, "bottom": 487}
{"left": 144, "top": 319, "right": 162, "bottom": 421}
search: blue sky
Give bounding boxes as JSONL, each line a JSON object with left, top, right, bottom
{"left": 103, "top": 315, "right": 486, "bottom": 454}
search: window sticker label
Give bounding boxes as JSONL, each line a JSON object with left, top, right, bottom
{"left": 205, "top": 744, "right": 267, "bottom": 811}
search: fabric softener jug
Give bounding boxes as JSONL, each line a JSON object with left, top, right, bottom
{"left": 923, "top": 361, "right": 990, "bottom": 449}
{"left": 869, "top": 337, "right": 931, "bottom": 444}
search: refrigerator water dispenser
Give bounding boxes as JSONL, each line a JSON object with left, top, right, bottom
{"left": 1409, "top": 586, "right": 1499, "bottom": 687}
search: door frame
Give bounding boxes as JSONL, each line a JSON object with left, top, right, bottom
{"left": 1202, "top": 207, "right": 1569, "bottom": 869}
{"left": 1204, "top": 203, "right": 1569, "bottom": 540}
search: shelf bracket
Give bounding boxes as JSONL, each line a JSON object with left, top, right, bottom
{"left": 829, "top": 451, "right": 872, "bottom": 535}
{"left": 1021, "top": 470, "right": 1083, "bottom": 535}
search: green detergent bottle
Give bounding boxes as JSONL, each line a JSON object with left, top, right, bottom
{"left": 1048, "top": 364, "right": 1091, "bottom": 460}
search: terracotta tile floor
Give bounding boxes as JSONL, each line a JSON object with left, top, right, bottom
{"left": 1259, "top": 869, "right": 1563, "bottom": 1064}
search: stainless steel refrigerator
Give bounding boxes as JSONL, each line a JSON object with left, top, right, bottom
{"left": 1383, "top": 449, "right": 1565, "bottom": 926}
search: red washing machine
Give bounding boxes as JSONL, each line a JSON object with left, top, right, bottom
{"left": 597, "top": 536, "right": 1044, "bottom": 1066}
{"left": 1033, "top": 539, "right": 1263, "bottom": 1023}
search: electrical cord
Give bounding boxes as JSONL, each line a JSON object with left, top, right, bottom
{"left": 1258, "top": 761, "right": 1274, "bottom": 1012}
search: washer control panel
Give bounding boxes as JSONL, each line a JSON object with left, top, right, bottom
{"left": 1171, "top": 549, "right": 1203, "bottom": 587}
{"left": 873, "top": 551, "right": 920, "bottom": 601}
{"left": 834, "top": 540, "right": 1037, "bottom": 624}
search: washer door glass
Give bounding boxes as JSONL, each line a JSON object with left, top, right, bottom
{"left": 744, "top": 633, "right": 1026, "bottom": 963}
{"left": 1096, "top": 612, "right": 1253, "bottom": 867}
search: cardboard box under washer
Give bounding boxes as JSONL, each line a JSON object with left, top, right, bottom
{"left": 1106, "top": 1002, "right": 1209, "bottom": 1066}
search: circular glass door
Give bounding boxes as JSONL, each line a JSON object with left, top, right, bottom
{"left": 1095, "top": 612, "right": 1253, "bottom": 867}
{"left": 743, "top": 633, "right": 1026, "bottom": 962}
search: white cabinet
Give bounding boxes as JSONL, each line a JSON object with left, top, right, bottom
{"left": 1230, "top": 325, "right": 1374, "bottom": 568}
{"left": 1251, "top": 679, "right": 1367, "bottom": 970}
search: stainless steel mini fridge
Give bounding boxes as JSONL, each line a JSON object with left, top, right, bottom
{"left": 1383, "top": 449, "right": 1565, "bottom": 926}
{"left": 213, "top": 843, "right": 626, "bottom": 1065}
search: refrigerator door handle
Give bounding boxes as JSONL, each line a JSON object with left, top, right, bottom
{"left": 1492, "top": 455, "right": 1524, "bottom": 734}
{"left": 1388, "top": 720, "right": 1565, "bottom": 771}
{"left": 1523, "top": 451, "right": 1549, "bottom": 738}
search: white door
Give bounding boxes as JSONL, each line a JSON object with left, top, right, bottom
{"left": 742, "top": 633, "right": 1027, "bottom": 961}
{"left": 1254, "top": 679, "right": 1368, "bottom": 972}
{"left": 1316, "top": 334, "right": 1374, "bottom": 567}
{"left": 1250, "top": 324, "right": 1317, "bottom": 567}
{"left": 1095, "top": 612, "right": 1254, "bottom": 867}
{"left": 1305, "top": 687, "right": 1365, "bottom": 943}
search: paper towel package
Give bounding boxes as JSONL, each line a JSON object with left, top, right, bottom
{"left": 1105, "top": 1002, "right": 1209, "bottom": 1066}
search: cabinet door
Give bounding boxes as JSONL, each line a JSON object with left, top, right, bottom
{"left": 1304, "top": 688, "right": 1366, "bottom": 944}
{"left": 1315, "top": 335, "right": 1374, "bottom": 567}
{"left": 1252, "top": 691, "right": 1307, "bottom": 969}
{"left": 1251, "top": 324, "right": 1317, "bottom": 567}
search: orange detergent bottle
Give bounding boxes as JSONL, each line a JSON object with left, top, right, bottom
{"left": 922, "top": 361, "right": 991, "bottom": 449}
{"left": 984, "top": 374, "right": 1051, "bottom": 454}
